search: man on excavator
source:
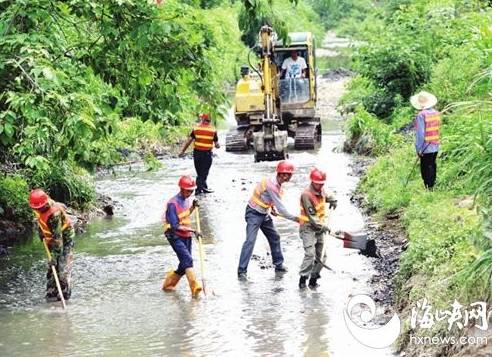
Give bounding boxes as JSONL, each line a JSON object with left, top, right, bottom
{"left": 179, "top": 113, "right": 220, "bottom": 194}
{"left": 161, "top": 175, "right": 202, "bottom": 298}
{"left": 298, "top": 168, "right": 337, "bottom": 289}
{"left": 29, "top": 189, "right": 75, "bottom": 301}
{"left": 281, "top": 50, "right": 307, "bottom": 79}
{"left": 237, "top": 160, "right": 299, "bottom": 280}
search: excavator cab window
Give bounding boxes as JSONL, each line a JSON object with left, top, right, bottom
{"left": 275, "top": 49, "right": 309, "bottom": 78}
{"left": 276, "top": 48, "right": 310, "bottom": 104}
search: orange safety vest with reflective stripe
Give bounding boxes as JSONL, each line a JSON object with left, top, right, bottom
{"left": 193, "top": 123, "right": 216, "bottom": 151}
{"left": 34, "top": 201, "right": 72, "bottom": 240}
{"left": 163, "top": 195, "right": 193, "bottom": 238}
{"left": 423, "top": 110, "right": 441, "bottom": 144}
{"left": 299, "top": 189, "right": 326, "bottom": 225}
{"left": 248, "top": 178, "right": 283, "bottom": 210}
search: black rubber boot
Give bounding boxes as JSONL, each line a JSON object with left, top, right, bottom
{"left": 299, "top": 276, "right": 307, "bottom": 289}
{"left": 308, "top": 277, "right": 319, "bottom": 289}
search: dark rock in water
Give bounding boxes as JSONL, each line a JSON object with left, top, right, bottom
{"left": 0, "top": 245, "right": 8, "bottom": 257}
{"left": 116, "top": 147, "right": 132, "bottom": 157}
{"left": 103, "top": 205, "right": 114, "bottom": 216}
{"left": 322, "top": 67, "right": 354, "bottom": 80}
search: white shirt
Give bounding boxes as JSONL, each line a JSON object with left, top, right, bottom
{"left": 281, "top": 57, "right": 307, "bottom": 78}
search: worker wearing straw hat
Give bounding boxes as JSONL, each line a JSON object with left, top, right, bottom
{"left": 410, "top": 91, "right": 441, "bottom": 189}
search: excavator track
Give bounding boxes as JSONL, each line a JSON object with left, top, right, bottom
{"left": 226, "top": 127, "right": 250, "bottom": 152}
{"left": 294, "top": 123, "right": 321, "bottom": 150}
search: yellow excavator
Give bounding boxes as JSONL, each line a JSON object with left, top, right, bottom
{"left": 226, "top": 26, "right": 320, "bottom": 161}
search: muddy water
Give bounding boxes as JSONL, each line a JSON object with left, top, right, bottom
{"left": 0, "top": 78, "right": 394, "bottom": 357}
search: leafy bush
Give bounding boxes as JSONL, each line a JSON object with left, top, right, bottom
{"left": 238, "top": 0, "right": 324, "bottom": 47}
{"left": 28, "top": 162, "right": 95, "bottom": 210}
{"left": 354, "top": 42, "right": 432, "bottom": 117}
{"left": 345, "top": 107, "right": 402, "bottom": 156}
{"left": 0, "top": 175, "right": 31, "bottom": 224}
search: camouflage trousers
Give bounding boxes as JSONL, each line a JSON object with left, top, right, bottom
{"left": 299, "top": 226, "right": 326, "bottom": 279}
{"left": 46, "top": 240, "right": 74, "bottom": 300}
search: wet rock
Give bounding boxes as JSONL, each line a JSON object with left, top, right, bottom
{"left": 321, "top": 67, "right": 354, "bottom": 80}
{"left": 0, "top": 245, "right": 8, "bottom": 257}
{"left": 385, "top": 212, "right": 400, "bottom": 220}
{"left": 103, "top": 205, "right": 114, "bottom": 216}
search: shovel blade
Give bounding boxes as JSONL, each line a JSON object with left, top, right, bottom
{"left": 342, "top": 231, "right": 368, "bottom": 250}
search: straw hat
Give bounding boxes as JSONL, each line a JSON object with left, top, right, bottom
{"left": 410, "top": 91, "right": 437, "bottom": 110}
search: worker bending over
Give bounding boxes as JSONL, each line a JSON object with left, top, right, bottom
{"left": 237, "top": 161, "right": 299, "bottom": 280}
{"left": 298, "top": 168, "right": 337, "bottom": 289}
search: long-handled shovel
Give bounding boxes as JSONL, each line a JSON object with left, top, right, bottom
{"left": 315, "top": 233, "right": 334, "bottom": 272}
{"left": 42, "top": 240, "right": 66, "bottom": 309}
{"left": 330, "top": 231, "right": 379, "bottom": 258}
{"left": 276, "top": 212, "right": 379, "bottom": 258}
{"left": 403, "top": 142, "right": 431, "bottom": 188}
{"left": 194, "top": 208, "right": 213, "bottom": 297}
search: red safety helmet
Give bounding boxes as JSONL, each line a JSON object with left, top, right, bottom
{"left": 199, "top": 113, "right": 210, "bottom": 122}
{"left": 178, "top": 175, "right": 197, "bottom": 190}
{"left": 276, "top": 160, "right": 295, "bottom": 174}
{"left": 29, "top": 189, "right": 49, "bottom": 209}
{"left": 310, "top": 168, "right": 326, "bottom": 184}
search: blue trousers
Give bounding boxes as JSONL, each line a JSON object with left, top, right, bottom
{"left": 167, "top": 234, "right": 193, "bottom": 276}
{"left": 237, "top": 206, "right": 284, "bottom": 274}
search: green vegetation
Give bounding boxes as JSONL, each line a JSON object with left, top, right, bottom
{"left": 239, "top": 0, "right": 324, "bottom": 47}
{"left": 0, "top": 0, "right": 248, "bottom": 220}
{"left": 0, "top": 0, "right": 330, "bottom": 227}
{"left": 340, "top": 0, "right": 492, "bottom": 350}
{"left": 0, "top": 175, "right": 31, "bottom": 224}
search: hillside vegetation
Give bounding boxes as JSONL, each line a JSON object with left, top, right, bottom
{"left": 339, "top": 0, "right": 492, "bottom": 352}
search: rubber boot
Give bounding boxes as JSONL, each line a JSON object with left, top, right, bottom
{"left": 299, "top": 276, "right": 307, "bottom": 289}
{"left": 185, "top": 268, "right": 202, "bottom": 298}
{"left": 162, "top": 271, "right": 182, "bottom": 291}
{"left": 308, "top": 277, "right": 319, "bottom": 289}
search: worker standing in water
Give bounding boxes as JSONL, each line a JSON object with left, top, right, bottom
{"left": 298, "top": 168, "right": 337, "bottom": 289}
{"left": 179, "top": 113, "right": 220, "bottom": 194}
{"left": 162, "top": 175, "right": 202, "bottom": 298}
{"left": 29, "top": 189, "right": 75, "bottom": 301}
{"left": 237, "top": 161, "right": 299, "bottom": 281}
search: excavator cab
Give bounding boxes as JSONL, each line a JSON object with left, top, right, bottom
{"left": 275, "top": 33, "right": 320, "bottom": 150}
{"left": 226, "top": 29, "right": 320, "bottom": 161}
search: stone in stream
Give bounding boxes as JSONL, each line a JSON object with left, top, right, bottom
{"left": 0, "top": 245, "right": 8, "bottom": 257}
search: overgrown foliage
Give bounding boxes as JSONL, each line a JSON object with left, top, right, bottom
{"left": 342, "top": 0, "right": 492, "bottom": 351}
{"left": 238, "top": 0, "right": 323, "bottom": 47}
{"left": 0, "top": 0, "right": 246, "bottom": 208}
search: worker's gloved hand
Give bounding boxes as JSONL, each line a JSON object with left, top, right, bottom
{"left": 270, "top": 208, "right": 278, "bottom": 217}
{"left": 47, "top": 259, "right": 56, "bottom": 268}
{"left": 333, "top": 230, "right": 343, "bottom": 238}
{"left": 321, "top": 225, "right": 331, "bottom": 234}
{"left": 328, "top": 200, "right": 337, "bottom": 210}
{"left": 194, "top": 231, "right": 203, "bottom": 240}
{"left": 192, "top": 199, "right": 200, "bottom": 208}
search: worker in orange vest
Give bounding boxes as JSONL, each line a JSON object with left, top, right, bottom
{"left": 298, "top": 168, "right": 337, "bottom": 289}
{"left": 237, "top": 160, "right": 299, "bottom": 280}
{"left": 29, "top": 189, "right": 75, "bottom": 301}
{"left": 179, "top": 113, "right": 220, "bottom": 194}
{"left": 411, "top": 91, "right": 441, "bottom": 189}
{"left": 161, "top": 175, "right": 202, "bottom": 298}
